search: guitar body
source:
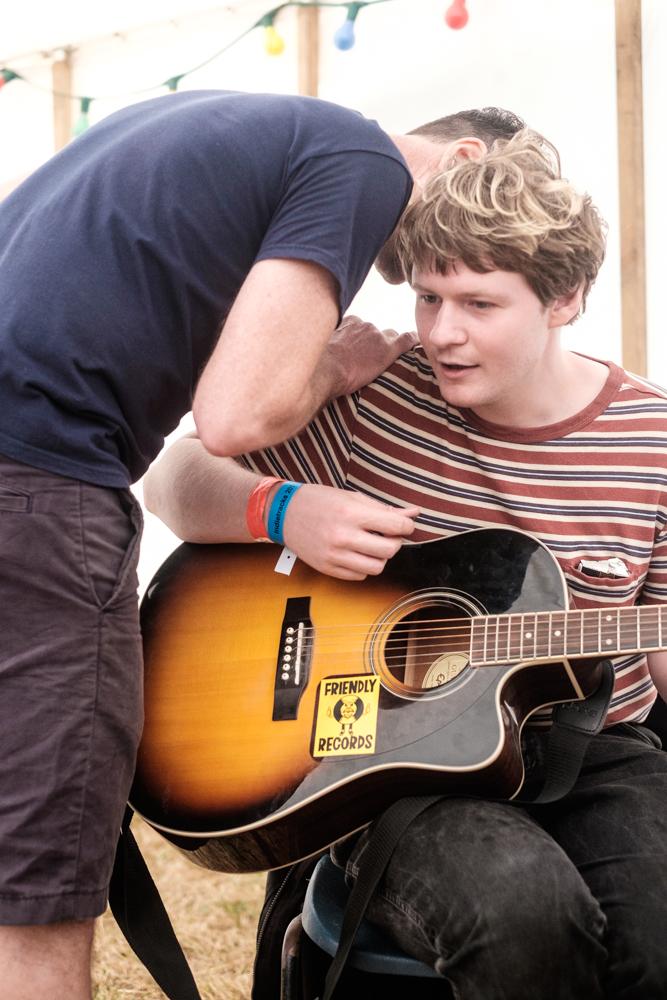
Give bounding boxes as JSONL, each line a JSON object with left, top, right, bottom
{"left": 130, "top": 528, "right": 602, "bottom": 872}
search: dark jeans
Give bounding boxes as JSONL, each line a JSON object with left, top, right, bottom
{"left": 338, "top": 726, "right": 667, "bottom": 999}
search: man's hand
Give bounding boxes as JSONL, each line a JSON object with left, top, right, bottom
{"left": 320, "top": 316, "right": 418, "bottom": 400}
{"left": 282, "top": 483, "right": 420, "bottom": 580}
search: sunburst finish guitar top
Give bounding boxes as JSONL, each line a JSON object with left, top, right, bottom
{"left": 131, "top": 528, "right": 666, "bottom": 873}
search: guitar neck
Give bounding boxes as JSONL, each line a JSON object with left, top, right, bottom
{"left": 471, "top": 604, "right": 667, "bottom": 666}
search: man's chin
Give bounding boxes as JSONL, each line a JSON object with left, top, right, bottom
{"left": 435, "top": 378, "right": 472, "bottom": 409}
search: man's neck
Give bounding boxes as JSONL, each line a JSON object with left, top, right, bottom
{"left": 389, "top": 134, "right": 448, "bottom": 195}
{"left": 471, "top": 353, "right": 611, "bottom": 428}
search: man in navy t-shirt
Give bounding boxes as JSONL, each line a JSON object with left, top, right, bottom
{"left": 0, "top": 91, "right": 508, "bottom": 996}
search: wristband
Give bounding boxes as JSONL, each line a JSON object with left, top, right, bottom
{"left": 246, "top": 477, "right": 283, "bottom": 541}
{"left": 266, "top": 481, "right": 303, "bottom": 545}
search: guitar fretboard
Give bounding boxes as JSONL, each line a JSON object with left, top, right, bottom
{"left": 469, "top": 605, "right": 667, "bottom": 666}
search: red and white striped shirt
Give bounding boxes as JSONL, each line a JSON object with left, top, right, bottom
{"left": 244, "top": 333, "right": 667, "bottom": 725}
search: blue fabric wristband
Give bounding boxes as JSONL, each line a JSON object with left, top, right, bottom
{"left": 266, "top": 481, "right": 303, "bottom": 545}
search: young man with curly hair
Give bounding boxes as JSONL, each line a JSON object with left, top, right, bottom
{"left": 145, "top": 127, "right": 667, "bottom": 998}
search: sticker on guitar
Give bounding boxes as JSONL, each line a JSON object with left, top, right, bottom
{"left": 422, "top": 652, "right": 470, "bottom": 688}
{"left": 312, "top": 674, "right": 381, "bottom": 757}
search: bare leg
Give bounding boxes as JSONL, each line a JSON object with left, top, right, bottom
{"left": 0, "top": 919, "right": 95, "bottom": 1000}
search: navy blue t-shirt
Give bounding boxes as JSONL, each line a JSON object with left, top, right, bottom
{"left": 0, "top": 91, "right": 411, "bottom": 486}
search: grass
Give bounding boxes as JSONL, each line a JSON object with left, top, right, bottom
{"left": 92, "top": 818, "right": 266, "bottom": 999}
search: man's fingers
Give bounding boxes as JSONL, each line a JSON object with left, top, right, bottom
{"left": 375, "top": 328, "right": 418, "bottom": 366}
{"left": 346, "top": 531, "right": 403, "bottom": 561}
{"left": 391, "top": 329, "right": 419, "bottom": 354}
{"left": 333, "top": 552, "right": 389, "bottom": 579}
{"left": 358, "top": 503, "right": 419, "bottom": 537}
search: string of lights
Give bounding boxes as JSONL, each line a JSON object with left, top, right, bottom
{"left": 0, "top": 1, "right": 469, "bottom": 136}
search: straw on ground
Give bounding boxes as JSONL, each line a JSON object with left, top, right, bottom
{"left": 92, "top": 817, "right": 265, "bottom": 999}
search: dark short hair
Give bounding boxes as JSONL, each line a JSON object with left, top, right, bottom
{"left": 409, "top": 107, "right": 526, "bottom": 148}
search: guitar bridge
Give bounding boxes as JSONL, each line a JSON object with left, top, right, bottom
{"left": 272, "top": 596, "right": 313, "bottom": 720}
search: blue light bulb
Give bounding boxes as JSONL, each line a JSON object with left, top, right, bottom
{"left": 334, "top": 17, "right": 356, "bottom": 50}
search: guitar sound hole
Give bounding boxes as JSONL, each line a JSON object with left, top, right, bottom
{"left": 384, "top": 605, "right": 471, "bottom": 693}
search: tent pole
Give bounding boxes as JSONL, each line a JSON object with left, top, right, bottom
{"left": 52, "top": 50, "right": 73, "bottom": 152}
{"left": 615, "top": 0, "right": 646, "bottom": 376}
{"left": 298, "top": 6, "right": 320, "bottom": 97}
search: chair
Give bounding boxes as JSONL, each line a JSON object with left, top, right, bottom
{"left": 281, "top": 855, "right": 445, "bottom": 999}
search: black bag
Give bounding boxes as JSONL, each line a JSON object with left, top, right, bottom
{"left": 252, "top": 853, "right": 327, "bottom": 1000}
{"left": 250, "top": 845, "right": 443, "bottom": 1000}
{"left": 646, "top": 696, "right": 667, "bottom": 746}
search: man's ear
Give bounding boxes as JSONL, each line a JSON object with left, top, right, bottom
{"left": 439, "top": 137, "right": 487, "bottom": 169}
{"left": 547, "top": 284, "right": 585, "bottom": 328}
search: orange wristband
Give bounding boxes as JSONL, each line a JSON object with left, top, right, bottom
{"left": 246, "top": 477, "right": 283, "bottom": 541}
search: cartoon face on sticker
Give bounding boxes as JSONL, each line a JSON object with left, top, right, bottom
{"left": 312, "top": 674, "right": 380, "bottom": 758}
{"left": 335, "top": 695, "right": 363, "bottom": 728}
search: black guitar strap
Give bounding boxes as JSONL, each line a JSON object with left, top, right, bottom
{"left": 317, "top": 659, "right": 616, "bottom": 999}
{"left": 525, "top": 658, "right": 615, "bottom": 804}
{"left": 317, "top": 795, "right": 442, "bottom": 1000}
{"left": 108, "top": 805, "right": 202, "bottom": 1000}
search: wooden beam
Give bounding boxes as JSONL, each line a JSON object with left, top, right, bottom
{"left": 615, "top": 0, "right": 646, "bottom": 376}
{"left": 298, "top": 6, "right": 320, "bottom": 97}
{"left": 52, "top": 51, "right": 73, "bottom": 151}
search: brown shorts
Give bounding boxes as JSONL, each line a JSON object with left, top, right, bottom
{"left": 0, "top": 454, "right": 143, "bottom": 924}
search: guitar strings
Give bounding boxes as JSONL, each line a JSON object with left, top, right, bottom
{"left": 250, "top": 615, "right": 659, "bottom": 663}
{"left": 167, "top": 611, "right": 663, "bottom": 666}
{"left": 263, "top": 606, "right": 663, "bottom": 635}
{"left": 265, "top": 613, "right": 661, "bottom": 641}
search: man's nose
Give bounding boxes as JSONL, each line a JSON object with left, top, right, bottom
{"left": 429, "top": 303, "right": 467, "bottom": 346}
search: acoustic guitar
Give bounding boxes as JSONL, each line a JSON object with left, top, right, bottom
{"left": 130, "top": 527, "right": 664, "bottom": 873}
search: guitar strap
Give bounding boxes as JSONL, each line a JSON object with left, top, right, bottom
{"left": 318, "top": 659, "right": 616, "bottom": 999}
{"left": 108, "top": 805, "right": 202, "bottom": 1000}
{"left": 317, "top": 795, "right": 442, "bottom": 1000}
{"left": 524, "top": 658, "right": 615, "bottom": 804}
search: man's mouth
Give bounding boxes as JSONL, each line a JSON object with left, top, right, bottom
{"left": 439, "top": 362, "right": 477, "bottom": 376}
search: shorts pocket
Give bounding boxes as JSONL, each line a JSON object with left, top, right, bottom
{"left": 80, "top": 485, "right": 143, "bottom": 609}
{"left": 0, "top": 482, "right": 31, "bottom": 512}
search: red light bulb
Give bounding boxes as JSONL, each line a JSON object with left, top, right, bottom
{"left": 445, "top": 0, "right": 469, "bottom": 29}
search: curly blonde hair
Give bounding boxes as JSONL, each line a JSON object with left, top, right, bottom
{"left": 396, "top": 129, "right": 607, "bottom": 318}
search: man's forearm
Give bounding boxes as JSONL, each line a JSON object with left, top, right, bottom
{"left": 142, "top": 436, "right": 260, "bottom": 542}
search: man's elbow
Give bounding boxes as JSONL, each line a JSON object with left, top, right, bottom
{"left": 142, "top": 479, "right": 156, "bottom": 516}
{"left": 142, "top": 475, "right": 181, "bottom": 534}
{"left": 193, "top": 400, "right": 305, "bottom": 457}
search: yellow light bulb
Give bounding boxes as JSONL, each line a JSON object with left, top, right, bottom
{"left": 264, "top": 24, "right": 285, "bottom": 56}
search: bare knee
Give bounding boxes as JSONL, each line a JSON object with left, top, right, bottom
{"left": 0, "top": 918, "right": 95, "bottom": 1000}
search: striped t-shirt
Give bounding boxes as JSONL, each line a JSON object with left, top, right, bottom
{"left": 244, "top": 326, "right": 667, "bottom": 725}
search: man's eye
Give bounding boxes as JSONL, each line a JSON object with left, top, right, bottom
{"left": 470, "top": 300, "right": 494, "bottom": 310}
{"left": 418, "top": 294, "right": 438, "bottom": 304}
